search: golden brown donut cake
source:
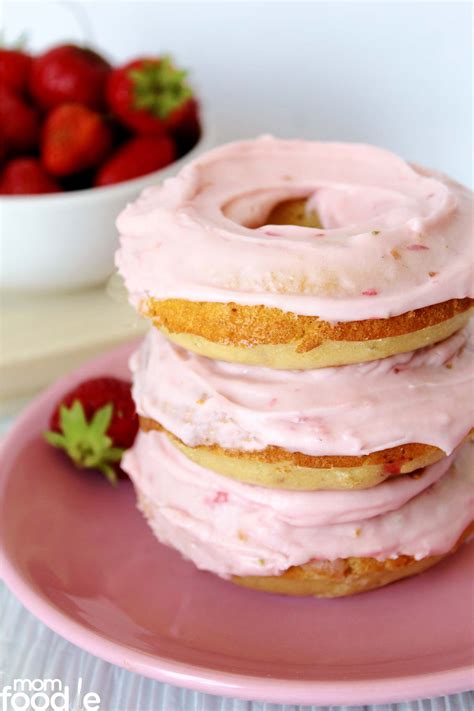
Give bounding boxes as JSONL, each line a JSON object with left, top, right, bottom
{"left": 146, "top": 297, "right": 472, "bottom": 370}
{"left": 117, "top": 138, "right": 474, "bottom": 369}
{"left": 141, "top": 418, "right": 461, "bottom": 490}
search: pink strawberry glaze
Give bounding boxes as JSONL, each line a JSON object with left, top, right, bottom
{"left": 122, "top": 432, "right": 474, "bottom": 578}
{"left": 116, "top": 137, "right": 473, "bottom": 321}
{"left": 130, "top": 324, "right": 473, "bottom": 457}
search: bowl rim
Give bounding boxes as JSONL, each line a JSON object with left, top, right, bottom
{"left": 0, "top": 109, "right": 214, "bottom": 206}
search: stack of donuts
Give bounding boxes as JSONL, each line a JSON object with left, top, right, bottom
{"left": 117, "top": 137, "right": 474, "bottom": 597}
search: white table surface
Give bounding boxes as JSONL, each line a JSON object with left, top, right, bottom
{"left": 1, "top": 415, "right": 473, "bottom": 711}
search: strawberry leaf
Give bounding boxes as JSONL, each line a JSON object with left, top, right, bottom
{"left": 129, "top": 56, "right": 192, "bottom": 119}
{"left": 90, "top": 403, "right": 113, "bottom": 436}
{"left": 44, "top": 431, "right": 68, "bottom": 449}
{"left": 104, "top": 447, "right": 125, "bottom": 462}
{"left": 44, "top": 400, "right": 125, "bottom": 485}
{"left": 98, "top": 463, "right": 118, "bottom": 486}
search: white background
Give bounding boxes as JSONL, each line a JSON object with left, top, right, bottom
{"left": 3, "top": 0, "right": 473, "bottom": 187}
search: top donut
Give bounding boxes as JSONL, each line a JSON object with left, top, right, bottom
{"left": 116, "top": 137, "right": 473, "bottom": 368}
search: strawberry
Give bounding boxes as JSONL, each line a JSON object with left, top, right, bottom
{"left": 0, "top": 85, "right": 39, "bottom": 154}
{"left": 0, "top": 158, "right": 60, "bottom": 194}
{"left": 30, "top": 44, "right": 111, "bottom": 111}
{"left": 0, "top": 48, "right": 32, "bottom": 95}
{"left": 172, "top": 97, "right": 201, "bottom": 157}
{"left": 45, "top": 377, "right": 138, "bottom": 485}
{"left": 95, "top": 134, "right": 175, "bottom": 186}
{"left": 41, "top": 103, "right": 112, "bottom": 176}
{"left": 106, "top": 56, "right": 194, "bottom": 135}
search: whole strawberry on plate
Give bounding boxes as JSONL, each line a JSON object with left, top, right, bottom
{"left": 30, "top": 44, "right": 111, "bottom": 110}
{"left": 44, "top": 377, "right": 138, "bottom": 484}
{"left": 106, "top": 55, "right": 195, "bottom": 135}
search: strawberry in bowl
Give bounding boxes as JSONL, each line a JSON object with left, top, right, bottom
{"left": 0, "top": 45, "right": 32, "bottom": 95}
{"left": 106, "top": 55, "right": 195, "bottom": 135}
{"left": 0, "top": 158, "right": 60, "bottom": 195}
{"left": 95, "top": 135, "right": 175, "bottom": 186}
{"left": 0, "top": 84, "right": 39, "bottom": 155}
{"left": 41, "top": 103, "right": 113, "bottom": 177}
{"left": 29, "top": 43, "right": 111, "bottom": 111}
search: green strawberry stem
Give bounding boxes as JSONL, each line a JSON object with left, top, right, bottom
{"left": 0, "top": 31, "right": 28, "bottom": 49}
{"left": 129, "top": 56, "right": 192, "bottom": 119}
{"left": 44, "top": 400, "right": 124, "bottom": 486}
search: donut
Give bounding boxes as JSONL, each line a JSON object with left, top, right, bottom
{"left": 233, "top": 527, "right": 474, "bottom": 598}
{"left": 130, "top": 323, "right": 474, "bottom": 490}
{"left": 116, "top": 137, "right": 474, "bottom": 369}
{"left": 121, "top": 430, "right": 474, "bottom": 598}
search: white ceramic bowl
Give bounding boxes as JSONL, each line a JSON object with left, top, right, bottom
{"left": 0, "top": 116, "right": 214, "bottom": 292}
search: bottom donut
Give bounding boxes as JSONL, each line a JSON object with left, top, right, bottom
{"left": 122, "top": 432, "right": 474, "bottom": 598}
{"left": 233, "top": 526, "right": 474, "bottom": 597}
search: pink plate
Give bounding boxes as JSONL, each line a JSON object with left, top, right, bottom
{"left": 1, "top": 342, "right": 473, "bottom": 705}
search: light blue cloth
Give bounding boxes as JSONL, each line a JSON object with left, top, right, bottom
{"left": 1, "top": 581, "right": 472, "bottom": 711}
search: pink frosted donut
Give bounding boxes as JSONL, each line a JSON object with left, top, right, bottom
{"left": 132, "top": 323, "right": 474, "bottom": 490}
{"left": 122, "top": 432, "right": 474, "bottom": 596}
{"left": 116, "top": 137, "right": 474, "bottom": 368}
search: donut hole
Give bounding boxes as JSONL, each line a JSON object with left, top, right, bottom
{"left": 266, "top": 198, "right": 323, "bottom": 229}
{"left": 223, "top": 195, "right": 323, "bottom": 229}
